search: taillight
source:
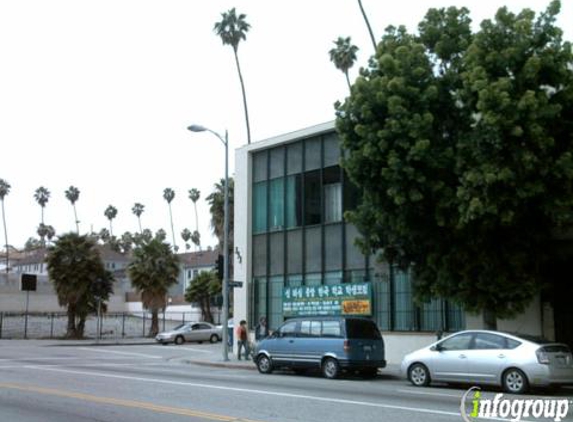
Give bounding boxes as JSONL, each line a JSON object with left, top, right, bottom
{"left": 343, "top": 340, "right": 351, "bottom": 353}
{"left": 536, "top": 348, "right": 550, "bottom": 364}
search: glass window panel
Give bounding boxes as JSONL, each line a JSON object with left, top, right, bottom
{"left": 324, "top": 183, "right": 342, "bottom": 222}
{"left": 304, "top": 226, "right": 322, "bottom": 274}
{"left": 269, "top": 276, "right": 284, "bottom": 330}
{"left": 286, "top": 142, "right": 302, "bottom": 175}
{"left": 253, "top": 182, "right": 267, "bottom": 234}
{"left": 269, "top": 178, "right": 284, "bottom": 231}
{"left": 287, "top": 274, "right": 303, "bottom": 287}
{"left": 255, "top": 277, "right": 267, "bottom": 326}
{"left": 304, "top": 170, "right": 321, "bottom": 225}
{"left": 305, "top": 273, "right": 322, "bottom": 286}
{"left": 269, "top": 232, "right": 284, "bottom": 276}
{"left": 345, "top": 224, "right": 366, "bottom": 270}
{"left": 286, "top": 175, "right": 302, "bottom": 228}
{"left": 324, "top": 271, "right": 343, "bottom": 285}
{"left": 269, "top": 146, "right": 285, "bottom": 179}
{"left": 323, "top": 132, "right": 340, "bottom": 167}
{"left": 324, "top": 224, "right": 343, "bottom": 271}
{"left": 322, "top": 321, "right": 342, "bottom": 338}
{"left": 287, "top": 230, "right": 303, "bottom": 274}
{"left": 305, "top": 137, "right": 321, "bottom": 171}
{"left": 253, "top": 234, "right": 267, "bottom": 277}
{"left": 439, "top": 333, "right": 474, "bottom": 351}
{"left": 253, "top": 151, "right": 268, "bottom": 183}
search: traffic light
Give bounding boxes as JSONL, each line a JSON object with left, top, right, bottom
{"left": 215, "top": 254, "right": 224, "bottom": 280}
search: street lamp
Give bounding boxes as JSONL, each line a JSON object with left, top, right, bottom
{"left": 187, "top": 124, "right": 230, "bottom": 361}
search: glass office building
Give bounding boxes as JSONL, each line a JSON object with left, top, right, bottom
{"left": 235, "top": 122, "right": 464, "bottom": 333}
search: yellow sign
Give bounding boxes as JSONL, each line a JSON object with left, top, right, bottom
{"left": 342, "top": 300, "right": 371, "bottom": 315}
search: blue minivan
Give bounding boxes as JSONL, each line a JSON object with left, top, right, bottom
{"left": 253, "top": 316, "right": 386, "bottom": 379}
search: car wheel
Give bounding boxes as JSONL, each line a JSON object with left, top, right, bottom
{"left": 322, "top": 358, "right": 340, "bottom": 379}
{"left": 174, "top": 335, "right": 185, "bottom": 345}
{"left": 502, "top": 368, "right": 529, "bottom": 394}
{"left": 408, "top": 363, "right": 431, "bottom": 387}
{"left": 209, "top": 334, "right": 219, "bottom": 344}
{"left": 256, "top": 355, "right": 273, "bottom": 374}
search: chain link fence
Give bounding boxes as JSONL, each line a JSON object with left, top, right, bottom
{"left": 0, "top": 311, "right": 223, "bottom": 339}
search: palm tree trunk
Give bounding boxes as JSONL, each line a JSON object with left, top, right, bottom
{"left": 138, "top": 217, "right": 142, "bottom": 234}
{"left": 109, "top": 220, "right": 114, "bottom": 237}
{"left": 205, "top": 297, "right": 213, "bottom": 323}
{"left": 150, "top": 310, "right": 159, "bottom": 337}
{"left": 193, "top": 203, "right": 200, "bottom": 251}
{"left": 233, "top": 49, "right": 251, "bottom": 144}
{"left": 77, "top": 314, "right": 86, "bottom": 338}
{"left": 169, "top": 204, "right": 176, "bottom": 250}
{"left": 73, "top": 204, "right": 79, "bottom": 234}
{"left": 345, "top": 71, "right": 352, "bottom": 93}
{"left": 358, "top": 0, "right": 377, "bottom": 52}
{"left": 66, "top": 305, "right": 77, "bottom": 338}
{"left": 1, "top": 200, "right": 8, "bottom": 274}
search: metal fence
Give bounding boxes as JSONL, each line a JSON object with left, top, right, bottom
{"left": 0, "top": 311, "right": 223, "bottom": 340}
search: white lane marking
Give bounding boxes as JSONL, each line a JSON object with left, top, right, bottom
{"left": 25, "top": 366, "right": 465, "bottom": 419}
{"left": 0, "top": 362, "right": 164, "bottom": 370}
{"left": 0, "top": 356, "right": 146, "bottom": 362}
{"left": 150, "top": 346, "right": 212, "bottom": 354}
{"left": 76, "top": 348, "right": 162, "bottom": 359}
{"left": 397, "top": 389, "right": 461, "bottom": 398}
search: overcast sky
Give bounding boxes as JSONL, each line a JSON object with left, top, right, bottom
{"left": 0, "top": 0, "right": 571, "bottom": 251}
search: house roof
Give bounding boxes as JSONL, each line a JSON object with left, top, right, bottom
{"left": 178, "top": 249, "right": 218, "bottom": 268}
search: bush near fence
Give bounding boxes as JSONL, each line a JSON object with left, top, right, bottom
{"left": 0, "top": 311, "right": 223, "bottom": 339}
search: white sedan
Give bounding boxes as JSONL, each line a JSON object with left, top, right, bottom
{"left": 155, "top": 322, "right": 222, "bottom": 345}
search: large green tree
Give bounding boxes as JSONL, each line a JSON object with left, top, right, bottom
{"left": 0, "top": 179, "right": 10, "bottom": 273}
{"left": 335, "top": 1, "right": 573, "bottom": 326}
{"left": 184, "top": 271, "right": 221, "bottom": 323}
{"left": 128, "top": 234, "right": 180, "bottom": 336}
{"left": 46, "top": 233, "right": 114, "bottom": 338}
{"left": 214, "top": 8, "right": 252, "bottom": 144}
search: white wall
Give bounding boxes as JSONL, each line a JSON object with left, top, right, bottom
{"left": 383, "top": 332, "right": 438, "bottom": 365}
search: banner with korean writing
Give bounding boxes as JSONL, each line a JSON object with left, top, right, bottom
{"left": 282, "top": 283, "right": 372, "bottom": 317}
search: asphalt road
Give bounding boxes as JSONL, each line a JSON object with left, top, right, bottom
{"left": 0, "top": 341, "right": 571, "bottom": 422}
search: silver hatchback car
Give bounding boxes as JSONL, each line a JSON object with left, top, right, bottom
{"left": 401, "top": 330, "right": 573, "bottom": 394}
{"left": 155, "top": 322, "right": 222, "bottom": 345}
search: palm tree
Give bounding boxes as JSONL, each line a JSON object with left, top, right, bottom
{"left": 163, "top": 188, "right": 177, "bottom": 251}
{"left": 46, "top": 233, "right": 113, "bottom": 338}
{"left": 206, "top": 178, "right": 234, "bottom": 250}
{"left": 188, "top": 188, "right": 201, "bottom": 250}
{"left": 184, "top": 271, "right": 221, "bottom": 323}
{"left": 45, "top": 225, "right": 56, "bottom": 246}
{"left": 214, "top": 8, "right": 252, "bottom": 144}
{"left": 132, "top": 203, "right": 145, "bottom": 233}
{"left": 357, "top": 0, "right": 377, "bottom": 52}
{"left": 104, "top": 205, "right": 118, "bottom": 236}
{"left": 0, "top": 179, "right": 10, "bottom": 273}
{"left": 329, "top": 37, "right": 359, "bottom": 91}
{"left": 191, "top": 230, "right": 201, "bottom": 250}
{"left": 34, "top": 186, "right": 50, "bottom": 245}
{"left": 64, "top": 186, "right": 80, "bottom": 233}
{"left": 128, "top": 234, "right": 180, "bottom": 336}
{"left": 181, "top": 228, "right": 192, "bottom": 251}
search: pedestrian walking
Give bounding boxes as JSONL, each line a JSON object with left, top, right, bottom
{"left": 236, "top": 319, "right": 250, "bottom": 360}
{"left": 255, "top": 316, "right": 269, "bottom": 341}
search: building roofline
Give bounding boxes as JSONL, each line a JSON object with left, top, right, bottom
{"left": 237, "top": 121, "right": 335, "bottom": 153}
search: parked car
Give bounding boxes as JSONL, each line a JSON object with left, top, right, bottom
{"left": 253, "top": 316, "right": 386, "bottom": 379}
{"left": 401, "top": 330, "right": 573, "bottom": 394}
{"left": 155, "top": 322, "right": 222, "bottom": 345}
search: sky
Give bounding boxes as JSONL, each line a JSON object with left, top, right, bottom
{"left": 0, "top": 0, "right": 571, "bottom": 251}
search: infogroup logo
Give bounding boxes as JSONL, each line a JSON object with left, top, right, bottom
{"left": 460, "top": 387, "right": 571, "bottom": 422}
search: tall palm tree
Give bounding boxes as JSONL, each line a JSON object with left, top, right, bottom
{"left": 128, "top": 234, "right": 180, "bottom": 336}
{"left": 214, "top": 8, "right": 252, "bottom": 144}
{"left": 191, "top": 230, "right": 201, "bottom": 250}
{"left": 329, "top": 37, "right": 359, "bottom": 92}
{"left": 0, "top": 178, "right": 10, "bottom": 273}
{"left": 181, "top": 228, "right": 192, "bottom": 251}
{"left": 188, "top": 188, "right": 201, "bottom": 250}
{"left": 65, "top": 185, "right": 81, "bottom": 233}
{"left": 206, "top": 178, "right": 234, "bottom": 283}
{"left": 34, "top": 186, "right": 50, "bottom": 245}
{"left": 132, "top": 203, "right": 145, "bottom": 234}
{"left": 357, "top": 0, "right": 377, "bottom": 52}
{"left": 163, "top": 188, "right": 177, "bottom": 251}
{"left": 104, "top": 205, "right": 118, "bottom": 236}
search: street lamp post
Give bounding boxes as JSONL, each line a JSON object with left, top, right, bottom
{"left": 187, "top": 124, "right": 230, "bottom": 361}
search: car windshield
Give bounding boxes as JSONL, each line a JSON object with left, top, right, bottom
{"left": 346, "top": 319, "right": 381, "bottom": 340}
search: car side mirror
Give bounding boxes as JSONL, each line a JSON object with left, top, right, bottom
{"left": 432, "top": 344, "right": 444, "bottom": 352}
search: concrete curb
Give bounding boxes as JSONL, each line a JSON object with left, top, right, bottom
{"left": 180, "top": 359, "right": 257, "bottom": 371}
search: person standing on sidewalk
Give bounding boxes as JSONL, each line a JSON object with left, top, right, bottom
{"left": 255, "top": 316, "right": 269, "bottom": 341}
{"left": 236, "top": 320, "right": 250, "bottom": 360}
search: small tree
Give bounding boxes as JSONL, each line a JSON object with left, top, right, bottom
{"left": 185, "top": 271, "right": 221, "bottom": 323}
{"left": 128, "top": 234, "right": 180, "bottom": 336}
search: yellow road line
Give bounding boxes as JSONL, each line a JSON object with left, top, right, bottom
{"left": 0, "top": 382, "right": 266, "bottom": 422}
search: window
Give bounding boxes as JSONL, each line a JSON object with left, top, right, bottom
{"left": 346, "top": 319, "right": 381, "bottom": 340}
{"left": 279, "top": 321, "right": 298, "bottom": 337}
{"left": 286, "top": 175, "right": 302, "bottom": 228}
{"left": 323, "top": 166, "right": 342, "bottom": 223}
{"left": 322, "top": 321, "right": 342, "bottom": 338}
{"left": 269, "top": 178, "right": 284, "bottom": 230}
{"left": 304, "top": 170, "right": 321, "bottom": 225}
{"left": 439, "top": 333, "right": 474, "bottom": 351}
{"left": 474, "top": 333, "right": 509, "bottom": 350}
{"left": 299, "top": 320, "right": 321, "bottom": 338}
{"left": 253, "top": 182, "right": 267, "bottom": 234}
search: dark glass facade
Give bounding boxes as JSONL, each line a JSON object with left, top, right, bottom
{"left": 250, "top": 131, "right": 464, "bottom": 332}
